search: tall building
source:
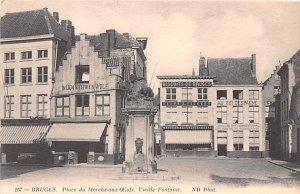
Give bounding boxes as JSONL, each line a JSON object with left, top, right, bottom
{"left": 277, "top": 49, "right": 300, "bottom": 162}
{"left": 262, "top": 65, "right": 281, "bottom": 158}
{"left": 0, "top": 8, "right": 73, "bottom": 163}
{"left": 158, "top": 54, "right": 265, "bottom": 158}
{"left": 46, "top": 31, "right": 148, "bottom": 164}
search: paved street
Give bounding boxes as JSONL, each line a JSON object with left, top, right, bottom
{"left": 1, "top": 158, "right": 300, "bottom": 194}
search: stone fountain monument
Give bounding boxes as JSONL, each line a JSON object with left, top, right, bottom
{"left": 121, "top": 75, "right": 157, "bottom": 174}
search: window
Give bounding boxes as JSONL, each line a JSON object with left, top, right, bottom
{"left": 217, "top": 90, "right": 227, "bottom": 100}
{"left": 198, "top": 88, "right": 208, "bottom": 100}
{"left": 76, "top": 95, "right": 90, "bottom": 116}
{"left": 233, "top": 90, "right": 243, "bottom": 100}
{"left": 4, "top": 95, "right": 14, "bottom": 118}
{"left": 38, "top": 50, "right": 48, "bottom": 58}
{"left": 4, "top": 52, "right": 15, "bottom": 61}
{"left": 95, "top": 95, "right": 110, "bottom": 116}
{"left": 217, "top": 106, "right": 227, "bottom": 123}
{"left": 233, "top": 130, "right": 243, "bottom": 151}
{"left": 4, "top": 69, "right": 14, "bottom": 84}
{"left": 197, "top": 107, "right": 208, "bottom": 124}
{"left": 166, "top": 111, "right": 177, "bottom": 124}
{"left": 21, "top": 51, "right": 32, "bottom": 60}
{"left": 249, "top": 130, "right": 259, "bottom": 151}
{"left": 273, "top": 86, "right": 280, "bottom": 95}
{"left": 182, "top": 93, "right": 192, "bottom": 101}
{"left": 21, "top": 68, "right": 32, "bottom": 84}
{"left": 75, "top": 65, "right": 89, "bottom": 83}
{"left": 56, "top": 96, "right": 70, "bottom": 117}
{"left": 249, "top": 90, "right": 259, "bottom": 100}
{"left": 233, "top": 106, "right": 243, "bottom": 123}
{"left": 166, "top": 88, "right": 176, "bottom": 100}
{"left": 20, "top": 95, "right": 31, "bottom": 118}
{"left": 37, "top": 94, "right": 47, "bottom": 117}
{"left": 37, "top": 66, "right": 48, "bottom": 83}
{"left": 249, "top": 106, "right": 259, "bottom": 123}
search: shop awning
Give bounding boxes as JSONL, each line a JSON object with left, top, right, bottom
{"left": 0, "top": 125, "right": 50, "bottom": 144}
{"left": 165, "top": 130, "right": 212, "bottom": 144}
{"left": 46, "top": 123, "right": 107, "bottom": 142}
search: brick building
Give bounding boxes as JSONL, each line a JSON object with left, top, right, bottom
{"left": 0, "top": 8, "right": 73, "bottom": 163}
{"left": 262, "top": 65, "right": 281, "bottom": 158}
{"left": 46, "top": 31, "right": 148, "bottom": 164}
{"left": 277, "top": 49, "right": 300, "bottom": 162}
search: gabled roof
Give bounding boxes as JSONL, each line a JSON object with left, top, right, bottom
{"left": 75, "top": 30, "right": 145, "bottom": 60}
{"left": 207, "top": 57, "right": 257, "bottom": 85}
{"left": 1, "top": 8, "right": 69, "bottom": 41}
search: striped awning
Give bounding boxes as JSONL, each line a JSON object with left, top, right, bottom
{"left": 165, "top": 130, "right": 212, "bottom": 144}
{"left": 46, "top": 123, "right": 107, "bottom": 142}
{"left": 0, "top": 125, "right": 50, "bottom": 144}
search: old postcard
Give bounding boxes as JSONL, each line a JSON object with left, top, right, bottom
{"left": 0, "top": 0, "right": 299, "bottom": 194}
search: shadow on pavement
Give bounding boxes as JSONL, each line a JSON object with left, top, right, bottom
{"left": 0, "top": 164, "right": 54, "bottom": 180}
{"left": 210, "top": 172, "right": 300, "bottom": 186}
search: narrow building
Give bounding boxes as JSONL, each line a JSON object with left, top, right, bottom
{"left": 205, "top": 54, "right": 265, "bottom": 158}
{"left": 45, "top": 31, "right": 148, "bottom": 164}
{"left": 277, "top": 49, "right": 300, "bottom": 162}
{"left": 0, "top": 8, "right": 73, "bottom": 164}
{"left": 262, "top": 65, "right": 281, "bottom": 158}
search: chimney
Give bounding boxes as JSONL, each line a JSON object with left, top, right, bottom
{"left": 199, "top": 53, "right": 206, "bottom": 75}
{"left": 251, "top": 54, "right": 256, "bottom": 77}
{"left": 106, "top": 29, "right": 116, "bottom": 49}
{"left": 61, "top": 20, "right": 72, "bottom": 31}
{"left": 99, "top": 33, "right": 110, "bottom": 57}
{"left": 80, "top": 33, "right": 86, "bottom": 41}
{"left": 123, "top": 33, "right": 129, "bottom": 40}
{"left": 53, "top": 12, "right": 59, "bottom": 23}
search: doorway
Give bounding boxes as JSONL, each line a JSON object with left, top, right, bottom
{"left": 218, "top": 144, "right": 227, "bottom": 156}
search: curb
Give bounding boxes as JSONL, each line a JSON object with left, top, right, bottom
{"left": 268, "top": 160, "right": 300, "bottom": 173}
{"left": 0, "top": 163, "right": 122, "bottom": 169}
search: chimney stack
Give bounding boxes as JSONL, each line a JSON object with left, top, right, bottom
{"left": 53, "top": 12, "right": 59, "bottom": 23}
{"left": 251, "top": 54, "right": 256, "bottom": 77}
{"left": 199, "top": 53, "right": 206, "bottom": 75}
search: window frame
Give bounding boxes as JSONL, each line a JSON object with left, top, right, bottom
{"left": 75, "top": 95, "right": 90, "bottom": 116}
{"left": 198, "top": 88, "right": 208, "bottom": 100}
{"left": 37, "top": 94, "right": 48, "bottom": 117}
{"left": 217, "top": 106, "right": 227, "bottom": 123}
{"left": 4, "top": 95, "right": 14, "bottom": 118}
{"left": 95, "top": 94, "right": 110, "bottom": 116}
{"left": 21, "top": 51, "right": 32, "bottom": 60}
{"left": 37, "top": 50, "right": 48, "bottom": 59}
{"left": 249, "top": 90, "right": 259, "bottom": 100}
{"left": 4, "top": 69, "right": 14, "bottom": 84}
{"left": 249, "top": 106, "right": 259, "bottom": 123}
{"left": 37, "top": 66, "right": 48, "bottom": 83}
{"left": 21, "top": 68, "right": 32, "bottom": 84}
{"left": 55, "top": 96, "right": 70, "bottom": 117}
{"left": 4, "top": 52, "right": 15, "bottom": 61}
{"left": 20, "top": 95, "right": 32, "bottom": 118}
{"left": 166, "top": 88, "right": 176, "bottom": 100}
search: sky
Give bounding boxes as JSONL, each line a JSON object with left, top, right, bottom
{"left": 1, "top": 0, "right": 300, "bottom": 93}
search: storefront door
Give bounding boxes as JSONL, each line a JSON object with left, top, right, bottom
{"left": 218, "top": 144, "right": 227, "bottom": 156}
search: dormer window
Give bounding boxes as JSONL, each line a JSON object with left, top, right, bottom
{"left": 75, "top": 65, "right": 89, "bottom": 83}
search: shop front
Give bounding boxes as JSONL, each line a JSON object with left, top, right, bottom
{"left": 162, "top": 125, "right": 215, "bottom": 157}
{"left": 45, "top": 123, "right": 118, "bottom": 164}
{"left": 0, "top": 119, "right": 51, "bottom": 164}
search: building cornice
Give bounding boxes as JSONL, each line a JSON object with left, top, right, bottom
{"left": 157, "top": 75, "right": 216, "bottom": 80}
{"left": 0, "top": 34, "right": 60, "bottom": 43}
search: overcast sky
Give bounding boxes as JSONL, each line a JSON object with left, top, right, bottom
{"left": 1, "top": 0, "right": 300, "bottom": 92}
